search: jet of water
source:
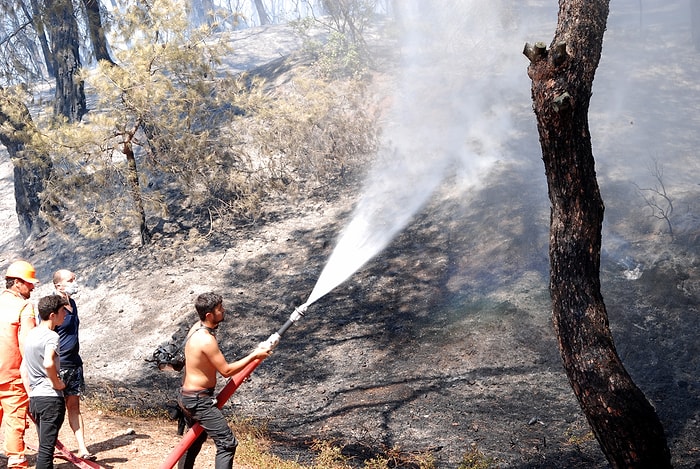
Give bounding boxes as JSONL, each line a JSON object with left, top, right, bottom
{"left": 302, "top": 0, "right": 526, "bottom": 308}
{"left": 304, "top": 148, "right": 450, "bottom": 307}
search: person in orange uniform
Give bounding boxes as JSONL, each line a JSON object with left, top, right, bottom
{"left": 0, "top": 260, "right": 39, "bottom": 468}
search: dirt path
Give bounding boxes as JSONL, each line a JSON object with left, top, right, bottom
{"left": 2, "top": 406, "right": 248, "bottom": 469}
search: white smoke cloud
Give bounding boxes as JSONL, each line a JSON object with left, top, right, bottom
{"left": 306, "top": 0, "right": 532, "bottom": 305}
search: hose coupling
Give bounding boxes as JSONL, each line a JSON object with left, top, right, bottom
{"left": 291, "top": 304, "right": 308, "bottom": 322}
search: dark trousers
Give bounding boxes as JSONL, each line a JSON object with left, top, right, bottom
{"left": 178, "top": 392, "right": 238, "bottom": 469}
{"left": 29, "top": 396, "right": 66, "bottom": 469}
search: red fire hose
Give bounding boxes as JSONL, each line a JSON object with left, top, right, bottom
{"left": 159, "top": 304, "right": 308, "bottom": 469}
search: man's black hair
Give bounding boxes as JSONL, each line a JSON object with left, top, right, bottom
{"left": 195, "top": 292, "right": 223, "bottom": 321}
{"left": 37, "top": 294, "right": 69, "bottom": 321}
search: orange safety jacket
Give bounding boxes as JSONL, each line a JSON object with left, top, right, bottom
{"left": 0, "top": 289, "right": 35, "bottom": 384}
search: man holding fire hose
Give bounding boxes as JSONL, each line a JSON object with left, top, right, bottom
{"left": 177, "top": 292, "right": 272, "bottom": 469}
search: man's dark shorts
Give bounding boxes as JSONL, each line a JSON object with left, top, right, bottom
{"left": 60, "top": 366, "right": 86, "bottom": 396}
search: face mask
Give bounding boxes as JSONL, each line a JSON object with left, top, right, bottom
{"left": 63, "top": 282, "right": 79, "bottom": 296}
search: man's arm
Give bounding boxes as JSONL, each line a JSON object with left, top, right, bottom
{"left": 204, "top": 338, "right": 272, "bottom": 379}
{"left": 43, "top": 349, "right": 65, "bottom": 391}
{"left": 17, "top": 304, "right": 36, "bottom": 357}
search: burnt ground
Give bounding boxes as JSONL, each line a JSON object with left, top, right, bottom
{"left": 1, "top": 5, "right": 700, "bottom": 468}
{"left": 3, "top": 156, "right": 699, "bottom": 469}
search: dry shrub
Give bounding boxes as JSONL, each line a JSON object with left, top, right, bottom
{"left": 31, "top": 2, "right": 381, "bottom": 243}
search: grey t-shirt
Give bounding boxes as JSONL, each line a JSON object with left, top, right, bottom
{"left": 24, "top": 326, "right": 63, "bottom": 398}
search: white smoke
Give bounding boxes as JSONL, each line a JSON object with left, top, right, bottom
{"left": 305, "top": 0, "right": 530, "bottom": 306}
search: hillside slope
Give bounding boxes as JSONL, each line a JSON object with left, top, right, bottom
{"left": 1, "top": 5, "right": 700, "bottom": 468}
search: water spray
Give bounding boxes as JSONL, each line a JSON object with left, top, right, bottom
{"left": 161, "top": 1, "right": 515, "bottom": 464}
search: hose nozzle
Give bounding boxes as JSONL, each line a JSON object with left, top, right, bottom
{"left": 260, "top": 332, "right": 281, "bottom": 351}
{"left": 291, "top": 303, "right": 308, "bottom": 321}
{"left": 273, "top": 303, "right": 309, "bottom": 340}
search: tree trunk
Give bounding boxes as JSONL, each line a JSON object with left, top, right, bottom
{"left": 524, "top": 1, "right": 672, "bottom": 467}
{"left": 25, "top": 0, "right": 55, "bottom": 77}
{"left": 0, "top": 89, "right": 54, "bottom": 240}
{"left": 45, "top": 0, "right": 87, "bottom": 122}
{"left": 122, "top": 138, "right": 151, "bottom": 246}
{"left": 692, "top": 0, "right": 700, "bottom": 51}
{"left": 81, "top": 0, "right": 115, "bottom": 64}
{"left": 252, "top": 0, "right": 270, "bottom": 25}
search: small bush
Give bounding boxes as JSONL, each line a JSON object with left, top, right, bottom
{"left": 457, "top": 444, "right": 497, "bottom": 469}
{"left": 312, "top": 440, "right": 352, "bottom": 469}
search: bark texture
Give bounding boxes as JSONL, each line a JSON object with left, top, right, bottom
{"left": 123, "top": 138, "right": 151, "bottom": 246}
{"left": 81, "top": 0, "right": 115, "bottom": 64}
{"left": 46, "top": 0, "right": 87, "bottom": 122}
{"left": 0, "top": 89, "right": 53, "bottom": 240}
{"left": 525, "top": 1, "right": 671, "bottom": 467}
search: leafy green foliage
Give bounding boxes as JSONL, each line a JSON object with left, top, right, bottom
{"left": 294, "top": 17, "right": 366, "bottom": 80}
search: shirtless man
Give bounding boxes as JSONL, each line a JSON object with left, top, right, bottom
{"left": 177, "top": 292, "right": 272, "bottom": 469}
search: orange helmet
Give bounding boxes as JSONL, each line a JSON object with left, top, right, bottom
{"left": 5, "top": 260, "right": 40, "bottom": 284}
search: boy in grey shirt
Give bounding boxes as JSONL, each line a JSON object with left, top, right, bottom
{"left": 22, "top": 295, "right": 68, "bottom": 469}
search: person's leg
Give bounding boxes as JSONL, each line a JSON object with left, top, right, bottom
{"left": 65, "top": 395, "right": 90, "bottom": 455}
{"left": 2, "top": 380, "right": 29, "bottom": 468}
{"left": 177, "top": 394, "right": 207, "bottom": 469}
{"left": 29, "top": 397, "right": 52, "bottom": 469}
{"left": 195, "top": 402, "right": 237, "bottom": 469}
{"left": 32, "top": 396, "right": 66, "bottom": 469}
{"left": 0, "top": 381, "right": 9, "bottom": 453}
{"left": 63, "top": 366, "right": 92, "bottom": 457}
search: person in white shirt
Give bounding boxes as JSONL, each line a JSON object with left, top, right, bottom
{"left": 22, "top": 294, "right": 68, "bottom": 469}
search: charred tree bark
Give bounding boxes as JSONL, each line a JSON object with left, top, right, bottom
{"left": 0, "top": 89, "right": 54, "bottom": 240}
{"left": 122, "top": 137, "right": 151, "bottom": 246}
{"left": 81, "top": 0, "right": 115, "bottom": 65}
{"left": 45, "top": 0, "right": 87, "bottom": 122}
{"left": 524, "top": 1, "right": 671, "bottom": 467}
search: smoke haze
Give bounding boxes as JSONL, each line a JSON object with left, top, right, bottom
{"left": 306, "top": 0, "right": 531, "bottom": 306}
{"left": 307, "top": 0, "right": 700, "bottom": 305}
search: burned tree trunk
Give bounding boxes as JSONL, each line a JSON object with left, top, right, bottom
{"left": 26, "top": 0, "right": 55, "bottom": 78}
{"left": 45, "top": 0, "right": 87, "bottom": 122}
{"left": 524, "top": 1, "right": 671, "bottom": 467}
{"left": 81, "top": 0, "right": 115, "bottom": 65}
{"left": 0, "top": 89, "right": 54, "bottom": 240}
{"left": 122, "top": 138, "right": 151, "bottom": 246}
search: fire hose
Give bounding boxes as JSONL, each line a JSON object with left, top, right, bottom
{"left": 159, "top": 303, "right": 308, "bottom": 469}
